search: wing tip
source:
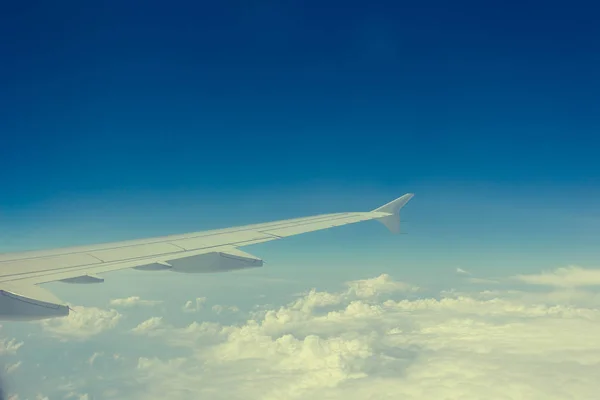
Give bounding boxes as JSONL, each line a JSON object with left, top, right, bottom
{"left": 372, "top": 193, "right": 414, "bottom": 234}
{"left": 372, "top": 193, "right": 414, "bottom": 214}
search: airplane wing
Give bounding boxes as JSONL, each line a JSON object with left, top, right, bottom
{"left": 0, "top": 193, "right": 414, "bottom": 320}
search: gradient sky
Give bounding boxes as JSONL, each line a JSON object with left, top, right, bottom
{"left": 1, "top": 1, "right": 599, "bottom": 279}
{"left": 2, "top": 2, "right": 600, "bottom": 399}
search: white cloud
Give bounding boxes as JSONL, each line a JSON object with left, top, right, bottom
{"left": 455, "top": 268, "right": 500, "bottom": 284}
{"left": 212, "top": 305, "right": 240, "bottom": 314}
{"left": 283, "top": 274, "right": 416, "bottom": 316}
{"left": 182, "top": 297, "right": 207, "bottom": 312}
{"left": 0, "top": 338, "right": 23, "bottom": 355}
{"left": 109, "top": 296, "right": 162, "bottom": 307}
{"left": 5, "top": 361, "right": 22, "bottom": 374}
{"left": 131, "top": 317, "right": 166, "bottom": 335}
{"left": 468, "top": 277, "right": 499, "bottom": 284}
{"left": 515, "top": 266, "right": 600, "bottom": 288}
{"left": 137, "top": 356, "right": 187, "bottom": 371}
{"left": 88, "top": 351, "right": 103, "bottom": 366}
{"left": 64, "top": 392, "right": 90, "bottom": 400}
{"left": 124, "top": 271, "right": 600, "bottom": 400}
{"left": 345, "top": 273, "right": 417, "bottom": 298}
{"left": 9, "top": 268, "right": 600, "bottom": 400}
{"left": 40, "top": 306, "right": 122, "bottom": 340}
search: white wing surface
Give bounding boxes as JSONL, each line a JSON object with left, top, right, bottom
{"left": 0, "top": 193, "right": 414, "bottom": 320}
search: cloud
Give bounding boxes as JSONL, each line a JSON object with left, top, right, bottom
{"left": 87, "top": 352, "right": 103, "bottom": 366}
{"left": 514, "top": 266, "right": 600, "bottom": 288}
{"left": 63, "top": 391, "right": 90, "bottom": 400}
{"left": 40, "top": 306, "right": 122, "bottom": 340}
{"left": 455, "top": 268, "right": 499, "bottom": 284}
{"left": 9, "top": 269, "right": 600, "bottom": 400}
{"left": 0, "top": 338, "right": 23, "bottom": 355}
{"left": 5, "top": 361, "right": 21, "bottom": 374}
{"left": 467, "top": 277, "right": 499, "bottom": 284}
{"left": 345, "top": 274, "right": 417, "bottom": 298}
{"left": 131, "top": 317, "right": 166, "bottom": 335}
{"left": 212, "top": 305, "right": 240, "bottom": 314}
{"left": 109, "top": 296, "right": 162, "bottom": 307}
{"left": 182, "top": 297, "right": 207, "bottom": 313}
{"left": 123, "top": 271, "right": 600, "bottom": 400}
{"left": 284, "top": 274, "right": 417, "bottom": 316}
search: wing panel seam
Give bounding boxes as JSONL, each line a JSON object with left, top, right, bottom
{"left": 0, "top": 213, "right": 354, "bottom": 263}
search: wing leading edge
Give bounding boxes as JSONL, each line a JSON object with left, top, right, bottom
{"left": 0, "top": 193, "right": 414, "bottom": 320}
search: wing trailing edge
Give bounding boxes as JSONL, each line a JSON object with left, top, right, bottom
{"left": 0, "top": 284, "right": 69, "bottom": 320}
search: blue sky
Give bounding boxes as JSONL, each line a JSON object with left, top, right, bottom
{"left": 2, "top": 2, "right": 600, "bottom": 399}
{"left": 1, "top": 2, "right": 600, "bottom": 278}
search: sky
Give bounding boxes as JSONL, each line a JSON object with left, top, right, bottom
{"left": 0, "top": 1, "right": 600, "bottom": 399}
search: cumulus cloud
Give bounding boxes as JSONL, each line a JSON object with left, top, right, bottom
{"left": 131, "top": 317, "right": 166, "bottom": 335}
{"left": 345, "top": 273, "right": 417, "bottom": 298}
{"left": 182, "top": 297, "right": 207, "bottom": 313}
{"left": 109, "top": 296, "right": 162, "bottom": 307}
{"left": 10, "top": 269, "right": 600, "bottom": 400}
{"left": 40, "top": 306, "right": 122, "bottom": 340}
{"left": 515, "top": 265, "right": 600, "bottom": 288}
{"left": 284, "top": 274, "right": 416, "bottom": 316}
{"left": 124, "top": 271, "right": 600, "bottom": 400}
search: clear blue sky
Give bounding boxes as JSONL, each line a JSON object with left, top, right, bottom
{"left": 1, "top": 1, "right": 599, "bottom": 280}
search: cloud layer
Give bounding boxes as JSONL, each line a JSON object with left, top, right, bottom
{"left": 5, "top": 267, "right": 600, "bottom": 400}
{"left": 126, "top": 270, "right": 600, "bottom": 400}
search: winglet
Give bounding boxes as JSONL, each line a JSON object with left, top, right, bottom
{"left": 371, "top": 193, "right": 414, "bottom": 234}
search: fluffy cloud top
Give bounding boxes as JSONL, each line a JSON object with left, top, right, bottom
{"left": 182, "top": 297, "right": 207, "bottom": 313}
{"left": 40, "top": 306, "right": 122, "bottom": 340}
{"left": 131, "top": 317, "right": 165, "bottom": 335}
{"left": 345, "top": 273, "right": 417, "bottom": 298}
